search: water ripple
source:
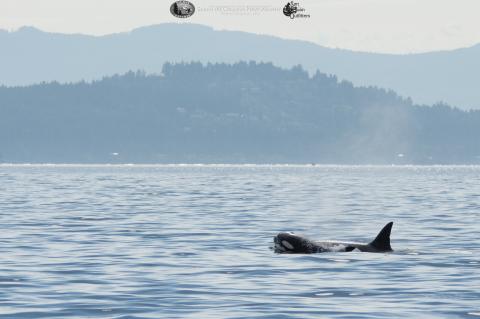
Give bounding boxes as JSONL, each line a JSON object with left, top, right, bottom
{"left": 0, "top": 165, "right": 479, "bottom": 318}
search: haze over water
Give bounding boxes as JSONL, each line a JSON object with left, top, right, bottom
{"left": 1, "top": 165, "right": 479, "bottom": 318}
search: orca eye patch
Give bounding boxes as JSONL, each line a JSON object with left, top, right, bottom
{"left": 282, "top": 240, "right": 294, "bottom": 250}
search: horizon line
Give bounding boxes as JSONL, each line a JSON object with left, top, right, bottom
{"left": 1, "top": 163, "right": 479, "bottom": 168}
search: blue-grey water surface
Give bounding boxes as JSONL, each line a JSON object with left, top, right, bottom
{"left": 0, "top": 165, "right": 479, "bottom": 318}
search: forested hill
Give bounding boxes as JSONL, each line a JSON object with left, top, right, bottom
{"left": 2, "top": 24, "right": 480, "bottom": 110}
{"left": 0, "top": 62, "right": 479, "bottom": 164}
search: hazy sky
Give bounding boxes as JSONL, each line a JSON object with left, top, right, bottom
{"left": 1, "top": 0, "right": 480, "bottom": 53}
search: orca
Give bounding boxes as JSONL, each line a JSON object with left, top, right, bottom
{"left": 273, "top": 222, "right": 393, "bottom": 253}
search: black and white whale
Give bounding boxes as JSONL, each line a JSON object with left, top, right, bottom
{"left": 274, "top": 222, "right": 393, "bottom": 253}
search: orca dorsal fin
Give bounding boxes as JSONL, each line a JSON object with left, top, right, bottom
{"left": 369, "top": 222, "right": 393, "bottom": 251}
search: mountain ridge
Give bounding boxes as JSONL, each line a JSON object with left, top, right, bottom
{"left": 1, "top": 23, "right": 479, "bottom": 109}
{"left": 4, "top": 24, "right": 480, "bottom": 55}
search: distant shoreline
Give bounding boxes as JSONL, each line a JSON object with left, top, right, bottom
{"left": 1, "top": 163, "right": 479, "bottom": 168}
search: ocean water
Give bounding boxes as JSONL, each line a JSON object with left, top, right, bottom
{"left": 0, "top": 165, "right": 479, "bottom": 319}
